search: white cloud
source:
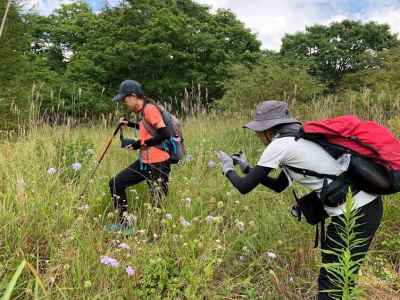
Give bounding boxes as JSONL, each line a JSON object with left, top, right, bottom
{"left": 24, "top": 0, "right": 76, "bottom": 15}
{"left": 196, "top": 0, "right": 400, "bottom": 50}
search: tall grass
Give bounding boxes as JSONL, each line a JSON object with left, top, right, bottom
{"left": 0, "top": 92, "right": 399, "bottom": 298}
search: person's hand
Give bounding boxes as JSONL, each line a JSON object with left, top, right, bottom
{"left": 216, "top": 151, "right": 234, "bottom": 176}
{"left": 118, "top": 117, "right": 129, "bottom": 128}
{"left": 121, "top": 139, "right": 141, "bottom": 150}
{"left": 232, "top": 151, "right": 251, "bottom": 174}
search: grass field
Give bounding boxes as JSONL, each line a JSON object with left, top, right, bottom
{"left": 0, "top": 106, "right": 399, "bottom": 299}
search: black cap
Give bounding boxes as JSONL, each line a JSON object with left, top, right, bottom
{"left": 112, "top": 80, "right": 144, "bottom": 102}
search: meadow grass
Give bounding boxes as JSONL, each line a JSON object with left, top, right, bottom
{"left": 0, "top": 106, "right": 399, "bottom": 299}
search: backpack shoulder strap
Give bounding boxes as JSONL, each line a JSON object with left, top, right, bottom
{"left": 283, "top": 165, "right": 338, "bottom": 180}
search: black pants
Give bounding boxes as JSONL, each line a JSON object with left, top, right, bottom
{"left": 109, "top": 159, "right": 170, "bottom": 218}
{"left": 318, "top": 197, "right": 383, "bottom": 299}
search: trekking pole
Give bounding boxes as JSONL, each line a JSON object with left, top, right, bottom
{"left": 78, "top": 123, "right": 122, "bottom": 201}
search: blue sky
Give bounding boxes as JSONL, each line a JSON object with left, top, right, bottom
{"left": 25, "top": 0, "right": 400, "bottom": 50}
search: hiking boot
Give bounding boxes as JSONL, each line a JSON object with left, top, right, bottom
{"left": 104, "top": 220, "right": 134, "bottom": 236}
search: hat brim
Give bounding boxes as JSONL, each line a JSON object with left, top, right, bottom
{"left": 243, "top": 118, "right": 300, "bottom": 132}
{"left": 112, "top": 93, "right": 125, "bottom": 102}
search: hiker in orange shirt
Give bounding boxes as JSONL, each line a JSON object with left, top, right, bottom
{"left": 108, "top": 80, "right": 171, "bottom": 232}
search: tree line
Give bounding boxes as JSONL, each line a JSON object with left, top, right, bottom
{"left": 1, "top": 0, "right": 400, "bottom": 129}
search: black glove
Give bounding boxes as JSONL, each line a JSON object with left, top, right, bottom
{"left": 121, "top": 138, "right": 141, "bottom": 150}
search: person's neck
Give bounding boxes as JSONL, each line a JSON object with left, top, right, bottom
{"left": 135, "top": 100, "right": 145, "bottom": 113}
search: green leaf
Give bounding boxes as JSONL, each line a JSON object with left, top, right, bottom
{"left": 1, "top": 260, "right": 27, "bottom": 300}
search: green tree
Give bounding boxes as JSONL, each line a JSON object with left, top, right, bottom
{"left": 281, "top": 20, "right": 398, "bottom": 90}
{"left": 26, "top": 0, "right": 261, "bottom": 109}
{"left": 0, "top": 0, "right": 32, "bottom": 129}
{"left": 218, "top": 56, "right": 323, "bottom": 111}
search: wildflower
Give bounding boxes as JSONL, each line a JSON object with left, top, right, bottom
{"left": 217, "top": 201, "right": 224, "bottom": 209}
{"left": 125, "top": 214, "right": 137, "bottom": 225}
{"left": 236, "top": 221, "right": 245, "bottom": 232}
{"left": 86, "top": 148, "right": 95, "bottom": 155}
{"left": 206, "top": 215, "right": 214, "bottom": 224}
{"left": 77, "top": 204, "right": 89, "bottom": 212}
{"left": 186, "top": 154, "right": 193, "bottom": 161}
{"left": 118, "top": 243, "right": 130, "bottom": 250}
{"left": 239, "top": 255, "right": 246, "bottom": 261}
{"left": 165, "top": 213, "right": 173, "bottom": 220}
{"left": 183, "top": 197, "right": 192, "bottom": 207}
{"left": 47, "top": 167, "right": 57, "bottom": 175}
{"left": 266, "top": 251, "right": 277, "bottom": 259}
{"left": 126, "top": 266, "right": 135, "bottom": 277}
{"left": 100, "top": 256, "right": 119, "bottom": 268}
{"left": 71, "top": 162, "right": 82, "bottom": 171}
{"left": 208, "top": 160, "right": 216, "bottom": 169}
{"left": 179, "top": 216, "right": 191, "bottom": 228}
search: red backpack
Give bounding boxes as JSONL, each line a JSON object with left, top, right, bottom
{"left": 295, "top": 115, "right": 400, "bottom": 195}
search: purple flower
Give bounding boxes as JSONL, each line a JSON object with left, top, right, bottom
{"left": 118, "top": 243, "right": 130, "bottom": 250}
{"left": 100, "top": 256, "right": 119, "bottom": 268}
{"left": 71, "top": 162, "right": 82, "bottom": 171}
{"left": 206, "top": 215, "right": 214, "bottom": 224}
{"left": 126, "top": 266, "right": 135, "bottom": 277}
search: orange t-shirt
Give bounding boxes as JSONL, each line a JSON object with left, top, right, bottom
{"left": 139, "top": 104, "right": 170, "bottom": 164}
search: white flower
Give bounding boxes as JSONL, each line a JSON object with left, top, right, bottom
{"left": 217, "top": 201, "right": 224, "bottom": 209}
{"left": 165, "top": 213, "right": 173, "bottom": 220}
{"left": 185, "top": 154, "right": 193, "bottom": 162}
{"left": 125, "top": 214, "right": 137, "bottom": 225}
{"left": 266, "top": 251, "right": 277, "bottom": 259}
{"left": 47, "top": 167, "right": 57, "bottom": 175}
{"left": 236, "top": 221, "right": 245, "bottom": 232}
{"left": 207, "top": 160, "right": 217, "bottom": 169}
{"left": 179, "top": 216, "right": 191, "bottom": 228}
{"left": 169, "top": 54, "right": 174, "bottom": 59}
{"left": 71, "top": 162, "right": 82, "bottom": 171}
{"left": 77, "top": 204, "right": 89, "bottom": 211}
{"left": 206, "top": 215, "right": 214, "bottom": 224}
{"left": 183, "top": 197, "right": 192, "bottom": 207}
